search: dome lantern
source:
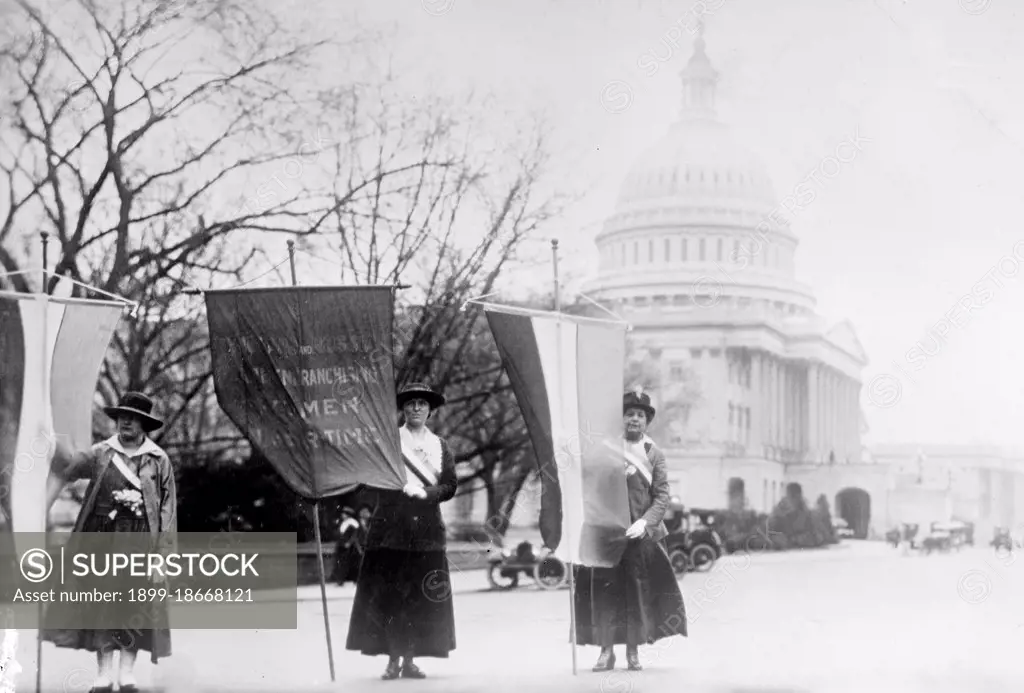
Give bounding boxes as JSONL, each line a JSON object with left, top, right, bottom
{"left": 679, "top": 20, "right": 718, "bottom": 122}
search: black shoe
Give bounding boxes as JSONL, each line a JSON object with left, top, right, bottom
{"left": 381, "top": 659, "right": 401, "bottom": 680}
{"left": 592, "top": 649, "right": 615, "bottom": 672}
{"left": 401, "top": 661, "right": 426, "bottom": 679}
{"left": 88, "top": 687, "right": 113, "bottom": 693}
{"left": 626, "top": 648, "right": 642, "bottom": 671}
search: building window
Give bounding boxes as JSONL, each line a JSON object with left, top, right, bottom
{"left": 633, "top": 241, "right": 638, "bottom": 264}
{"left": 669, "top": 361, "right": 684, "bottom": 381}
{"left": 664, "top": 238, "right": 671, "bottom": 261}
{"left": 690, "top": 348, "right": 702, "bottom": 358}
{"left": 732, "top": 239, "right": 740, "bottom": 263}
{"left": 699, "top": 238, "right": 706, "bottom": 261}
{"left": 709, "top": 348, "right": 721, "bottom": 358}
{"left": 647, "top": 239, "right": 653, "bottom": 263}
{"left": 681, "top": 238, "right": 688, "bottom": 261}
{"left": 717, "top": 238, "right": 723, "bottom": 261}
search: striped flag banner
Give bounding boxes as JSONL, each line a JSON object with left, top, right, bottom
{"left": 0, "top": 282, "right": 123, "bottom": 552}
{"left": 484, "top": 303, "right": 630, "bottom": 568}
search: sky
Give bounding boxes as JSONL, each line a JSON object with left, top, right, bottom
{"left": 285, "top": 0, "right": 1024, "bottom": 450}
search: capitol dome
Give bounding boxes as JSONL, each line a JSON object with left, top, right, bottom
{"left": 586, "top": 26, "right": 816, "bottom": 315}
{"left": 615, "top": 119, "right": 778, "bottom": 215}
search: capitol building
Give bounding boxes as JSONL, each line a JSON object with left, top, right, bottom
{"left": 446, "top": 30, "right": 1024, "bottom": 543}
{"left": 578, "top": 30, "right": 867, "bottom": 516}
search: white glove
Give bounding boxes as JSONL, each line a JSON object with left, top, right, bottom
{"left": 625, "top": 519, "right": 647, "bottom": 539}
{"left": 403, "top": 484, "right": 426, "bottom": 499}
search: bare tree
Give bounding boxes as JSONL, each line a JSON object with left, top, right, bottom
{"left": 295, "top": 76, "right": 568, "bottom": 525}
{"left": 0, "top": 0, "right": 344, "bottom": 459}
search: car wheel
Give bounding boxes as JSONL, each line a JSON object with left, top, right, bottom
{"left": 668, "top": 548, "right": 689, "bottom": 575}
{"left": 689, "top": 543, "right": 717, "bottom": 572}
{"left": 487, "top": 563, "right": 519, "bottom": 590}
{"left": 534, "top": 556, "right": 567, "bottom": 590}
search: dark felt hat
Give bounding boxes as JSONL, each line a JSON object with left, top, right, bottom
{"left": 396, "top": 381, "right": 446, "bottom": 410}
{"left": 104, "top": 391, "right": 164, "bottom": 432}
{"left": 623, "top": 386, "right": 656, "bottom": 422}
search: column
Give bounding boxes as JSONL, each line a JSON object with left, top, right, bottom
{"left": 786, "top": 365, "right": 794, "bottom": 451}
{"left": 779, "top": 363, "right": 787, "bottom": 451}
{"left": 821, "top": 368, "right": 831, "bottom": 461}
{"left": 808, "top": 365, "right": 819, "bottom": 460}
{"left": 827, "top": 370, "right": 835, "bottom": 459}
{"left": 838, "top": 375, "right": 847, "bottom": 463}
{"left": 775, "top": 359, "right": 783, "bottom": 449}
{"left": 767, "top": 358, "right": 775, "bottom": 448}
{"left": 751, "top": 353, "right": 762, "bottom": 452}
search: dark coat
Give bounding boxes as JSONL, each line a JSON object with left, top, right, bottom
{"left": 365, "top": 436, "right": 457, "bottom": 552}
{"left": 627, "top": 440, "right": 670, "bottom": 545}
{"left": 44, "top": 438, "right": 176, "bottom": 662}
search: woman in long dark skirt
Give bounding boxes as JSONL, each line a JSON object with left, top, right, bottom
{"left": 44, "top": 392, "right": 175, "bottom": 693}
{"left": 573, "top": 390, "right": 687, "bottom": 671}
{"left": 346, "top": 382, "right": 458, "bottom": 680}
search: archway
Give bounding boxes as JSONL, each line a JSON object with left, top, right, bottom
{"left": 835, "top": 487, "right": 871, "bottom": 539}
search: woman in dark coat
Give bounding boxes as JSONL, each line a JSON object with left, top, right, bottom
{"left": 43, "top": 392, "right": 175, "bottom": 693}
{"left": 573, "top": 390, "right": 687, "bottom": 672}
{"left": 346, "top": 382, "right": 458, "bottom": 680}
{"left": 332, "top": 506, "right": 362, "bottom": 585}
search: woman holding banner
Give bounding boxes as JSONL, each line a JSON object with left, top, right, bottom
{"left": 346, "top": 382, "right": 458, "bottom": 680}
{"left": 573, "top": 389, "right": 687, "bottom": 672}
{"left": 43, "top": 392, "right": 175, "bottom": 693}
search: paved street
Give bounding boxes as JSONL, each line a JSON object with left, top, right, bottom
{"left": 14, "top": 541, "right": 1024, "bottom": 692}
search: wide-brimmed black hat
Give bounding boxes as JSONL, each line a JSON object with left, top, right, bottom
{"left": 397, "top": 381, "right": 445, "bottom": 410}
{"left": 623, "top": 387, "right": 656, "bottom": 423}
{"left": 104, "top": 391, "right": 164, "bottom": 432}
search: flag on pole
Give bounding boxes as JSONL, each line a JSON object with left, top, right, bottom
{"left": 484, "top": 304, "right": 630, "bottom": 568}
{"left": 0, "top": 283, "right": 123, "bottom": 548}
{"left": 205, "top": 286, "right": 405, "bottom": 499}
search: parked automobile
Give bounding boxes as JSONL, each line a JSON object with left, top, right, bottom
{"left": 664, "top": 502, "right": 724, "bottom": 575}
{"left": 833, "top": 518, "right": 855, "bottom": 539}
{"left": 486, "top": 540, "right": 567, "bottom": 591}
{"left": 992, "top": 526, "right": 1013, "bottom": 554}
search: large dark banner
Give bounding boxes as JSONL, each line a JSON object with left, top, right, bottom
{"left": 205, "top": 287, "right": 404, "bottom": 499}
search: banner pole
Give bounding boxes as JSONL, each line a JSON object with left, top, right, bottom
{"left": 285, "top": 239, "right": 337, "bottom": 682}
{"left": 311, "top": 500, "right": 337, "bottom": 682}
{"left": 36, "top": 231, "right": 52, "bottom": 693}
{"left": 551, "top": 239, "right": 579, "bottom": 676}
{"left": 551, "top": 239, "right": 560, "bottom": 313}
{"left": 287, "top": 240, "right": 297, "bottom": 285}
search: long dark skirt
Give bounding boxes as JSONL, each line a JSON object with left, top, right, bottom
{"left": 573, "top": 538, "right": 687, "bottom": 647}
{"left": 42, "top": 465, "right": 170, "bottom": 661}
{"left": 346, "top": 548, "right": 456, "bottom": 658}
{"left": 332, "top": 545, "right": 362, "bottom": 585}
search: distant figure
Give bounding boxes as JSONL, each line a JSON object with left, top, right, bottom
{"left": 332, "top": 507, "right": 363, "bottom": 585}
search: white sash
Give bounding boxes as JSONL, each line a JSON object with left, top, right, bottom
{"left": 400, "top": 426, "right": 442, "bottom": 488}
{"left": 622, "top": 439, "right": 654, "bottom": 487}
{"left": 109, "top": 452, "right": 143, "bottom": 490}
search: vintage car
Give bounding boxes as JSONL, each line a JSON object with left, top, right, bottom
{"left": 832, "top": 518, "right": 855, "bottom": 539}
{"left": 486, "top": 540, "right": 567, "bottom": 591}
{"left": 664, "top": 501, "right": 724, "bottom": 575}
